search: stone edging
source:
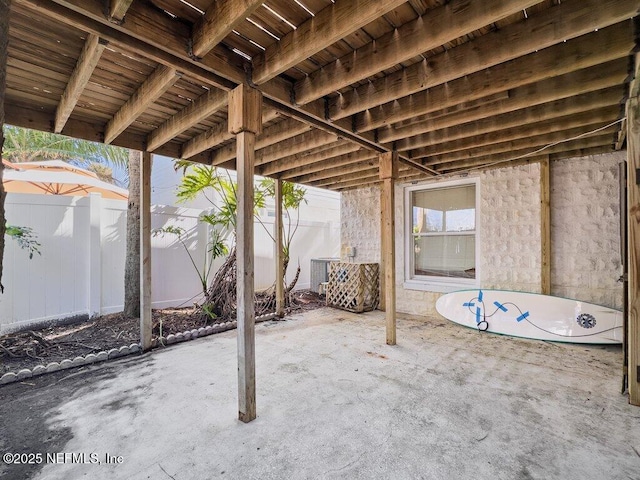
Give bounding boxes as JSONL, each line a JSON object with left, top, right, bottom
{"left": 0, "top": 315, "right": 275, "bottom": 387}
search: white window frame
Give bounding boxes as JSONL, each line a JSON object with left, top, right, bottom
{"left": 403, "top": 177, "right": 480, "bottom": 293}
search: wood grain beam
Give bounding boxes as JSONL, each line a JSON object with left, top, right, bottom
{"left": 435, "top": 134, "right": 614, "bottom": 173}
{"left": 359, "top": 25, "right": 632, "bottom": 134}
{"left": 282, "top": 150, "right": 377, "bottom": 180}
{"left": 191, "top": 0, "right": 264, "bottom": 58}
{"left": 402, "top": 88, "right": 623, "bottom": 154}
{"left": 380, "top": 151, "right": 398, "bottom": 345}
{"left": 289, "top": 157, "right": 379, "bottom": 184}
{"left": 147, "top": 87, "right": 228, "bottom": 152}
{"left": 381, "top": 60, "right": 627, "bottom": 144}
{"left": 109, "top": 0, "right": 133, "bottom": 21}
{"left": 209, "top": 119, "right": 312, "bottom": 165}
{"left": 54, "top": 33, "right": 107, "bottom": 133}
{"left": 249, "top": 130, "right": 338, "bottom": 167}
{"left": 410, "top": 105, "right": 620, "bottom": 159}
{"left": 294, "top": 0, "right": 539, "bottom": 105}
{"left": 258, "top": 142, "right": 358, "bottom": 177}
{"left": 540, "top": 157, "right": 551, "bottom": 295}
{"left": 330, "top": 1, "right": 637, "bottom": 120}
{"left": 140, "top": 150, "right": 152, "bottom": 351}
{"left": 26, "top": 0, "right": 243, "bottom": 88}
{"left": 420, "top": 123, "right": 618, "bottom": 167}
{"left": 628, "top": 93, "right": 640, "bottom": 405}
{"left": 180, "top": 108, "right": 279, "bottom": 160}
{"left": 104, "top": 64, "right": 181, "bottom": 144}
{"left": 251, "top": 0, "right": 406, "bottom": 84}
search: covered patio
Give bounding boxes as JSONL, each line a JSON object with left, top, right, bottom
{"left": 2, "top": 0, "right": 640, "bottom": 468}
{"left": 1, "top": 308, "right": 638, "bottom": 479}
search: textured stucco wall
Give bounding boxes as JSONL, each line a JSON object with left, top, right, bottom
{"left": 340, "top": 153, "right": 624, "bottom": 317}
{"left": 550, "top": 151, "right": 624, "bottom": 309}
{"left": 480, "top": 163, "right": 542, "bottom": 292}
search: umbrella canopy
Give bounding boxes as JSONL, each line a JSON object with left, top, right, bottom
{"left": 3, "top": 160, "right": 128, "bottom": 200}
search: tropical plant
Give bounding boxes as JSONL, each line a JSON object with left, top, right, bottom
{"left": 0, "top": 126, "right": 139, "bottom": 318}
{"left": 2, "top": 125, "right": 128, "bottom": 176}
{"left": 152, "top": 225, "right": 228, "bottom": 298}
{"left": 174, "top": 162, "right": 306, "bottom": 320}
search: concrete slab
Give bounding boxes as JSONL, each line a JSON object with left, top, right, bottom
{"left": 1, "top": 308, "right": 639, "bottom": 479}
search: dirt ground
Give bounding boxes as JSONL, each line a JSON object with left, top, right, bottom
{"left": 0, "top": 290, "right": 325, "bottom": 375}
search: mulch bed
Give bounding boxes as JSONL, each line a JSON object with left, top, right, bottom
{"left": 0, "top": 290, "right": 325, "bottom": 375}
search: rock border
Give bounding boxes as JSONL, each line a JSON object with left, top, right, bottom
{"left": 0, "top": 314, "right": 276, "bottom": 386}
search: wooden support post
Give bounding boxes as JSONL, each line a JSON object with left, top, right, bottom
{"left": 627, "top": 95, "right": 640, "bottom": 406}
{"left": 229, "top": 84, "right": 262, "bottom": 422}
{"left": 140, "top": 151, "right": 152, "bottom": 351}
{"left": 540, "top": 157, "right": 551, "bottom": 295}
{"left": 0, "top": 0, "right": 9, "bottom": 294}
{"left": 379, "top": 151, "right": 398, "bottom": 345}
{"left": 275, "top": 179, "right": 285, "bottom": 317}
{"left": 379, "top": 187, "right": 386, "bottom": 311}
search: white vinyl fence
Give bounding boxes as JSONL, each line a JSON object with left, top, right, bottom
{"left": 0, "top": 193, "right": 339, "bottom": 334}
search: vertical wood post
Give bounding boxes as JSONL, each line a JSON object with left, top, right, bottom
{"left": 379, "top": 151, "right": 397, "bottom": 345}
{"left": 140, "top": 151, "right": 152, "bottom": 351}
{"left": 275, "top": 178, "right": 285, "bottom": 317}
{"left": 0, "top": 0, "right": 10, "bottom": 293}
{"left": 627, "top": 95, "right": 640, "bottom": 406}
{"left": 540, "top": 157, "right": 551, "bottom": 295}
{"left": 379, "top": 188, "right": 386, "bottom": 311}
{"left": 229, "top": 84, "right": 262, "bottom": 422}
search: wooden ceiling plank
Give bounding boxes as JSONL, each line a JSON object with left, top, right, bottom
{"left": 420, "top": 123, "right": 618, "bottom": 166}
{"left": 208, "top": 118, "right": 313, "bottom": 165}
{"left": 54, "top": 33, "right": 107, "bottom": 133}
{"left": 191, "top": 0, "right": 264, "bottom": 58}
{"left": 250, "top": 129, "right": 338, "bottom": 167}
{"left": 293, "top": 0, "right": 540, "bottom": 105}
{"left": 280, "top": 150, "right": 377, "bottom": 180}
{"left": 257, "top": 141, "right": 359, "bottom": 176}
{"left": 381, "top": 60, "right": 627, "bottom": 144}
{"left": 104, "top": 64, "right": 181, "bottom": 144}
{"left": 289, "top": 156, "right": 380, "bottom": 183}
{"left": 147, "top": 87, "right": 228, "bottom": 151}
{"left": 181, "top": 108, "right": 280, "bottom": 160}
{"left": 400, "top": 88, "right": 623, "bottom": 153}
{"left": 331, "top": 0, "right": 638, "bottom": 120}
{"left": 412, "top": 105, "right": 620, "bottom": 159}
{"left": 252, "top": 0, "right": 407, "bottom": 84}
{"left": 109, "top": 0, "right": 134, "bottom": 21}
{"left": 435, "top": 134, "right": 614, "bottom": 172}
{"left": 354, "top": 21, "right": 634, "bottom": 132}
{"left": 17, "top": 0, "right": 241, "bottom": 89}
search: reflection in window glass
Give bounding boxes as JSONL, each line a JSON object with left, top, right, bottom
{"left": 410, "top": 184, "right": 476, "bottom": 280}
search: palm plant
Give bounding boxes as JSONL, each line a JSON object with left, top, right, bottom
{"left": 173, "top": 162, "right": 306, "bottom": 320}
{"left": 1, "top": 126, "right": 138, "bottom": 317}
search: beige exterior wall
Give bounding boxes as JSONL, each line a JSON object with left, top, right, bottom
{"left": 340, "top": 152, "right": 625, "bottom": 317}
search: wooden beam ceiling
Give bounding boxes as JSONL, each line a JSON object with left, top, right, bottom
{"left": 251, "top": 0, "right": 407, "bottom": 84}
{"left": 54, "top": 33, "right": 106, "bottom": 133}
{"left": 293, "top": 0, "right": 540, "bottom": 105}
{"left": 5, "top": 0, "right": 637, "bottom": 191}
{"left": 191, "top": 0, "right": 264, "bottom": 58}
{"left": 330, "top": 0, "right": 637, "bottom": 121}
{"left": 104, "top": 65, "right": 181, "bottom": 144}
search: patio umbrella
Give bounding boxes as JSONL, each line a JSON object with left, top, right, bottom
{"left": 2, "top": 160, "right": 128, "bottom": 200}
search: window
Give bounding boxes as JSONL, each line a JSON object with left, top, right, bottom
{"left": 405, "top": 180, "right": 478, "bottom": 288}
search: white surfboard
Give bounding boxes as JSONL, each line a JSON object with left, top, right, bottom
{"left": 435, "top": 289, "right": 623, "bottom": 344}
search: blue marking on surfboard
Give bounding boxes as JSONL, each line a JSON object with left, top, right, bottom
{"left": 475, "top": 307, "right": 481, "bottom": 324}
{"left": 494, "top": 301, "right": 508, "bottom": 312}
{"left": 478, "top": 290, "right": 483, "bottom": 302}
{"left": 516, "top": 311, "right": 530, "bottom": 322}
{"left": 463, "top": 302, "right": 475, "bottom": 307}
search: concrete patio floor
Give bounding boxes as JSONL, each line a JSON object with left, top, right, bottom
{"left": 1, "top": 307, "right": 639, "bottom": 479}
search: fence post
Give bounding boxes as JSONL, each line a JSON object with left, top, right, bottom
{"left": 88, "top": 193, "right": 102, "bottom": 318}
